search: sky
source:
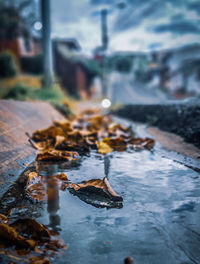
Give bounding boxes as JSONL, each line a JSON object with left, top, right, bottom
{"left": 50, "top": 0, "right": 200, "bottom": 55}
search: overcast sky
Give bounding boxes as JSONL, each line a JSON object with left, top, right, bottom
{"left": 51, "top": 0, "right": 200, "bottom": 54}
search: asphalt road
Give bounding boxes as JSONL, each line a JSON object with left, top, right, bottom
{"left": 107, "top": 72, "right": 166, "bottom": 104}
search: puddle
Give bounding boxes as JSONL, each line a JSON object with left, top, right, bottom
{"left": 1, "top": 125, "right": 200, "bottom": 264}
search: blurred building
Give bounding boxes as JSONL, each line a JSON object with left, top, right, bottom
{"left": 127, "top": 44, "right": 200, "bottom": 98}
{"left": 0, "top": 33, "right": 97, "bottom": 98}
{"left": 53, "top": 38, "right": 96, "bottom": 98}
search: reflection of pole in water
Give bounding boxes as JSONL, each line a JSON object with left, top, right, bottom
{"left": 47, "top": 177, "right": 61, "bottom": 233}
{"left": 104, "top": 155, "right": 110, "bottom": 179}
{"left": 43, "top": 164, "right": 61, "bottom": 233}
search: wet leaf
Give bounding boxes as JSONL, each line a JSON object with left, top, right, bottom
{"left": 10, "top": 219, "right": 51, "bottom": 242}
{"left": 30, "top": 108, "right": 155, "bottom": 157}
{"left": 53, "top": 120, "right": 73, "bottom": 133}
{"left": 25, "top": 172, "right": 45, "bottom": 201}
{"left": 32, "top": 126, "right": 66, "bottom": 142}
{"left": 54, "top": 135, "right": 66, "bottom": 148}
{"left": 25, "top": 172, "right": 69, "bottom": 202}
{"left": 36, "top": 150, "right": 79, "bottom": 161}
{"left": 29, "top": 256, "right": 50, "bottom": 264}
{"left": 0, "top": 218, "right": 67, "bottom": 263}
{"left": 55, "top": 172, "right": 69, "bottom": 183}
{"left": 103, "top": 137, "right": 127, "bottom": 151}
{"left": 129, "top": 137, "right": 155, "bottom": 150}
{"left": 29, "top": 138, "right": 54, "bottom": 151}
{"left": 0, "top": 214, "right": 8, "bottom": 224}
{"left": 97, "top": 141, "right": 113, "bottom": 154}
{"left": 108, "top": 123, "right": 134, "bottom": 138}
{"left": 0, "top": 223, "right": 33, "bottom": 249}
{"left": 67, "top": 178, "right": 123, "bottom": 209}
{"left": 26, "top": 182, "right": 46, "bottom": 201}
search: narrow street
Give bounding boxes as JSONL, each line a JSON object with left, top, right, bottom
{"left": 107, "top": 73, "right": 166, "bottom": 104}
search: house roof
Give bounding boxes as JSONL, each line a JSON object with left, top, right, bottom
{"left": 53, "top": 38, "right": 81, "bottom": 51}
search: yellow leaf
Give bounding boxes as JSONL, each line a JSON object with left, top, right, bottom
{"left": 97, "top": 141, "right": 113, "bottom": 154}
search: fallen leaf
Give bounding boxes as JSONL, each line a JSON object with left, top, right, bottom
{"left": 10, "top": 219, "right": 51, "bottom": 242}
{"left": 129, "top": 137, "right": 155, "bottom": 150}
{"left": 67, "top": 178, "right": 123, "bottom": 208}
{"left": 25, "top": 172, "right": 45, "bottom": 201}
{"left": 29, "top": 138, "right": 54, "bottom": 151}
{"left": 25, "top": 172, "right": 69, "bottom": 202}
{"left": 32, "top": 126, "right": 66, "bottom": 142}
{"left": 0, "top": 214, "right": 8, "bottom": 224}
{"left": 55, "top": 172, "right": 69, "bottom": 183}
{"left": 103, "top": 137, "right": 127, "bottom": 151}
{"left": 0, "top": 218, "right": 67, "bottom": 263}
{"left": 98, "top": 141, "right": 113, "bottom": 154}
{"left": 37, "top": 150, "right": 79, "bottom": 161}
{"left": 29, "top": 256, "right": 50, "bottom": 264}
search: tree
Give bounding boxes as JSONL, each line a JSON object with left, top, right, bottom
{"left": 0, "top": 0, "right": 36, "bottom": 41}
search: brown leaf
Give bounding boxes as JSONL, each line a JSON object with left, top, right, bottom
{"left": 29, "top": 256, "right": 50, "bottom": 264}
{"left": 26, "top": 182, "right": 46, "bottom": 201}
{"left": 0, "top": 214, "right": 8, "bottom": 224}
{"left": 53, "top": 120, "right": 73, "bottom": 132}
{"left": 103, "top": 137, "right": 127, "bottom": 151}
{"left": 29, "top": 138, "right": 54, "bottom": 151}
{"left": 69, "top": 178, "right": 120, "bottom": 197}
{"left": 0, "top": 218, "right": 67, "bottom": 263}
{"left": 55, "top": 172, "right": 69, "bottom": 183}
{"left": 129, "top": 137, "right": 155, "bottom": 150}
{"left": 32, "top": 126, "right": 66, "bottom": 142}
{"left": 11, "top": 219, "right": 51, "bottom": 242}
{"left": 36, "top": 149, "right": 79, "bottom": 161}
{"left": 25, "top": 172, "right": 69, "bottom": 202}
{"left": 68, "top": 178, "right": 123, "bottom": 208}
{"left": 0, "top": 223, "right": 33, "bottom": 248}
{"left": 25, "top": 172, "right": 45, "bottom": 201}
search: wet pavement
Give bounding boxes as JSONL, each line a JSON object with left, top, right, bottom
{"left": 0, "top": 122, "right": 200, "bottom": 264}
{"left": 107, "top": 72, "right": 166, "bottom": 104}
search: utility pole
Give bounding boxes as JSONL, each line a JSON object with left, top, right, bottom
{"left": 101, "top": 9, "right": 108, "bottom": 51}
{"left": 100, "top": 9, "right": 108, "bottom": 97}
{"left": 41, "top": 0, "right": 53, "bottom": 88}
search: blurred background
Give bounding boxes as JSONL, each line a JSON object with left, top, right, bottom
{"left": 0, "top": 0, "right": 200, "bottom": 107}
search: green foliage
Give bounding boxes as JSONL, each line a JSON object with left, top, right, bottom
{"left": 4, "top": 84, "right": 73, "bottom": 116}
{"left": 4, "top": 84, "right": 65, "bottom": 104}
{"left": 36, "top": 86, "right": 64, "bottom": 104}
{"left": 115, "top": 56, "right": 133, "bottom": 73}
{"left": 53, "top": 102, "right": 73, "bottom": 117}
{"left": 0, "top": 52, "right": 18, "bottom": 78}
{"left": 4, "top": 84, "right": 36, "bottom": 100}
{"left": 82, "top": 59, "right": 103, "bottom": 77}
{"left": 0, "top": 0, "right": 34, "bottom": 41}
{"left": 104, "top": 55, "right": 133, "bottom": 73}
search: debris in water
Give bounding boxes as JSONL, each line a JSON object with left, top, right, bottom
{"left": 66, "top": 178, "right": 123, "bottom": 209}
{"left": 0, "top": 216, "right": 67, "bottom": 263}
{"left": 29, "top": 108, "right": 155, "bottom": 157}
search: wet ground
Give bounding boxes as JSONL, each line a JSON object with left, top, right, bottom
{"left": 0, "top": 122, "right": 200, "bottom": 264}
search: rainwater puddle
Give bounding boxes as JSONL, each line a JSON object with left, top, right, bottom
{"left": 1, "top": 126, "right": 200, "bottom": 264}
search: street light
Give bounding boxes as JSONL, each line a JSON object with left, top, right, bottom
{"left": 34, "top": 21, "right": 42, "bottom": 31}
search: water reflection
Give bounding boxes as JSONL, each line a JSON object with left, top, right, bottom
{"left": 47, "top": 177, "right": 61, "bottom": 232}
{"left": 1, "top": 142, "right": 200, "bottom": 264}
{"left": 42, "top": 164, "right": 61, "bottom": 233}
{"left": 104, "top": 155, "right": 110, "bottom": 179}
